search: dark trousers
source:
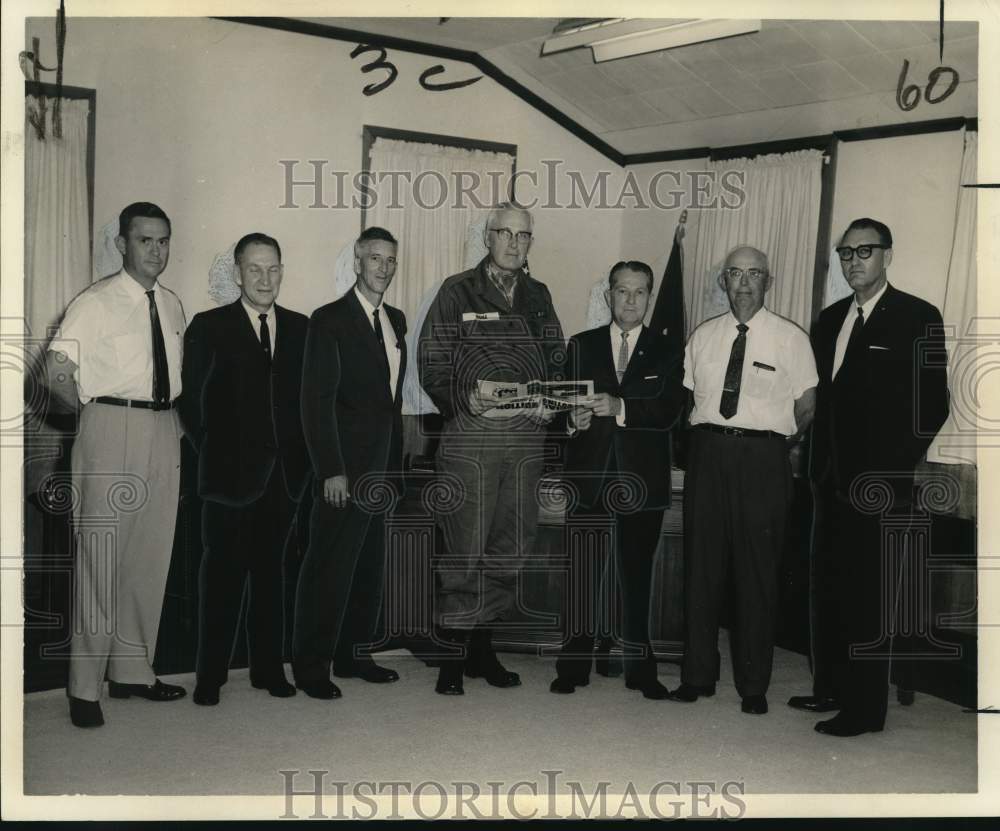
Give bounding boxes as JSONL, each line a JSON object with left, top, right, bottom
{"left": 292, "top": 490, "right": 387, "bottom": 683}
{"left": 681, "top": 429, "right": 791, "bottom": 697}
{"left": 196, "top": 470, "right": 295, "bottom": 688}
{"left": 556, "top": 505, "right": 663, "bottom": 684}
{"left": 823, "top": 493, "right": 913, "bottom": 729}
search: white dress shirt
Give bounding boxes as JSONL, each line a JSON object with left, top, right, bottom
{"left": 240, "top": 299, "right": 277, "bottom": 353}
{"left": 354, "top": 287, "right": 401, "bottom": 398}
{"left": 684, "top": 307, "right": 817, "bottom": 436}
{"left": 832, "top": 281, "right": 888, "bottom": 378}
{"left": 49, "top": 269, "right": 186, "bottom": 403}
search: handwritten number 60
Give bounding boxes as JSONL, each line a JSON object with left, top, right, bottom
{"left": 896, "top": 59, "right": 960, "bottom": 111}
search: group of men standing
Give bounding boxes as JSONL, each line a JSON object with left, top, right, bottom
{"left": 46, "top": 200, "right": 948, "bottom": 741}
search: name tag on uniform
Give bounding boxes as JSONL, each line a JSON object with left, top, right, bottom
{"left": 463, "top": 312, "right": 500, "bottom": 321}
{"left": 752, "top": 361, "right": 775, "bottom": 372}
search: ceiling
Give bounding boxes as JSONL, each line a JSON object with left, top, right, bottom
{"left": 299, "top": 17, "right": 979, "bottom": 156}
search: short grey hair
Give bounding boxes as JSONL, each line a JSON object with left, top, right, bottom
{"left": 486, "top": 202, "right": 534, "bottom": 233}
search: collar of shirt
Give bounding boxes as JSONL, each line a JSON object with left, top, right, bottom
{"left": 354, "top": 285, "right": 383, "bottom": 323}
{"left": 851, "top": 280, "right": 889, "bottom": 324}
{"left": 485, "top": 261, "right": 520, "bottom": 300}
{"left": 240, "top": 298, "right": 276, "bottom": 342}
{"left": 609, "top": 320, "right": 642, "bottom": 365}
{"left": 724, "top": 306, "right": 768, "bottom": 331}
{"left": 120, "top": 268, "right": 160, "bottom": 304}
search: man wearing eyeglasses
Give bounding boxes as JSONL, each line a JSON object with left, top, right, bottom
{"left": 791, "top": 218, "right": 948, "bottom": 737}
{"left": 292, "top": 226, "right": 407, "bottom": 699}
{"left": 180, "top": 233, "right": 310, "bottom": 706}
{"left": 669, "top": 246, "right": 817, "bottom": 716}
{"left": 418, "top": 202, "right": 565, "bottom": 696}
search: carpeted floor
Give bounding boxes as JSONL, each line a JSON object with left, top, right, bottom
{"left": 22, "top": 641, "right": 975, "bottom": 796}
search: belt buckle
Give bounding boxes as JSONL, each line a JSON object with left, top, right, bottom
{"left": 725, "top": 426, "right": 744, "bottom": 437}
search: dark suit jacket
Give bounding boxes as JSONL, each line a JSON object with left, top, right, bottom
{"left": 562, "top": 325, "right": 685, "bottom": 512}
{"left": 810, "top": 283, "right": 949, "bottom": 499}
{"left": 300, "top": 290, "right": 406, "bottom": 489}
{"left": 180, "top": 300, "right": 311, "bottom": 506}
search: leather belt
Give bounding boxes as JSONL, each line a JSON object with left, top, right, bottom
{"left": 695, "top": 423, "right": 785, "bottom": 440}
{"left": 92, "top": 396, "right": 177, "bottom": 411}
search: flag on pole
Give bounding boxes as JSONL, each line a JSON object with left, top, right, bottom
{"left": 649, "top": 210, "right": 687, "bottom": 355}
{"left": 649, "top": 211, "right": 689, "bottom": 468}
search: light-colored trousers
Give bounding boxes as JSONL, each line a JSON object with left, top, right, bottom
{"left": 67, "top": 402, "right": 181, "bottom": 701}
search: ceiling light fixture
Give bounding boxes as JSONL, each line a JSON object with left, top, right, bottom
{"left": 542, "top": 18, "right": 761, "bottom": 63}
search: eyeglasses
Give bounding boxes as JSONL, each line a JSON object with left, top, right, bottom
{"left": 490, "top": 227, "right": 533, "bottom": 245}
{"left": 836, "top": 244, "right": 890, "bottom": 261}
{"left": 722, "top": 267, "right": 768, "bottom": 282}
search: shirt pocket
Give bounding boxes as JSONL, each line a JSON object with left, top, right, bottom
{"left": 744, "top": 362, "right": 789, "bottom": 400}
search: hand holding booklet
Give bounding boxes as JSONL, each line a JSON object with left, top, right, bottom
{"left": 476, "top": 379, "right": 594, "bottom": 419}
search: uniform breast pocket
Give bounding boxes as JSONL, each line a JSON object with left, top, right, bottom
{"left": 111, "top": 332, "right": 147, "bottom": 376}
{"left": 745, "top": 363, "right": 788, "bottom": 400}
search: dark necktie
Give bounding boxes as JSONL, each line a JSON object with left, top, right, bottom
{"left": 259, "top": 313, "right": 272, "bottom": 367}
{"left": 840, "top": 306, "right": 865, "bottom": 373}
{"left": 146, "top": 290, "right": 170, "bottom": 404}
{"left": 373, "top": 308, "right": 390, "bottom": 378}
{"left": 616, "top": 331, "right": 629, "bottom": 383}
{"left": 719, "top": 323, "right": 748, "bottom": 419}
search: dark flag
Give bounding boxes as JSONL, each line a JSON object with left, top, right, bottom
{"left": 649, "top": 211, "right": 689, "bottom": 468}
{"left": 649, "top": 210, "right": 686, "bottom": 355}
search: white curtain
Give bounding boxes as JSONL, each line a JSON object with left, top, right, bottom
{"left": 927, "top": 130, "right": 977, "bottom": 467}
{"left": 366, "top": 137, "right": 514, "bottom": 415}
{"left": 689, "top": 150, "right": 824, "bottom": 331}
{"left": 23, "top": 95, "right": 91, "bottom": 496}
{"left": 25, "top": 96, "right": 91, "bottom": 347}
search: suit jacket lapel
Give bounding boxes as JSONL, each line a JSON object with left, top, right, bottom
{"left": 385, "top": 308, "right": 407, "bottom": 404}
{"left": 345, "top": 290, "right": 392, "bottom": 397}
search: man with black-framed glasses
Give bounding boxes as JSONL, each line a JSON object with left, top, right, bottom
{"left": 670, "top": 245, "right": 817, "bottom": 716}
{"left": 792, "top": 217, "right": 949, "bottom": 737}
{"left": 418, "top": 202, "right": 565, "bottom": 696}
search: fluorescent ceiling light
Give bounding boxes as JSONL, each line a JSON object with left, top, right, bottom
{"left": 542, "top": 18, "right": 761, "bottom": 63}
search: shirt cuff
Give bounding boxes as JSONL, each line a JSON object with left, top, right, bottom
{"left": 615, "top": 399, "right": 626, "bottom": 427}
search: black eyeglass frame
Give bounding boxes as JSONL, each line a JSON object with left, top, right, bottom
{"left": 836, "top": 243, "right": 890, "bottom": 261}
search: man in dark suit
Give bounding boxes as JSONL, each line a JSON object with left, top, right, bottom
{"left": 292, "top": 226, "right": 406, "bottom": 699}
{"left": 180, "top": 232, "right": 310, "bottom": 705}
{"left": 550, "top": 261, "right": 685, "bottom": 699}
{"left": 790, "top": 217, "right": 949, "bottom": 736}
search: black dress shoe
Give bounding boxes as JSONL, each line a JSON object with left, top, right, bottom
{"left": 69, "top": 697, "right": 104, "bottom": 728}
{"left": 549, "top": 676, "right": 589, "bottom": 694}
{"left": 665, "top": 682, "right": 716, "bottom": 702}
{"left": 741, "top": 694, "right": 768, "bottom": 715}
{"left": 193, "top": 685, "right": 220, "bottom": 706}
{"left": 252, "top": 678, "right": 297, "bottom": 698}
{"left": 333, "top": 663, "right": 400, "bottom": 683}
{"left": 787, "top": 694, "right": 841, "bottom": 713}
{"left": 107, "top": 679, "right": 186, "bottom": 701}
{"left": 628, "top": 679, "right": 670, "bottom": 700}
{"left": 465, "top": 663, "right": 521, "bottom": 687}
{"left": 435, "top": 663, "right": 465, "bottom": 695}
{"left": 815, "top": 714, "right": 884, "bottom": 737}
{"left": 295, "top": 680, "right": 342, "bottom": 700}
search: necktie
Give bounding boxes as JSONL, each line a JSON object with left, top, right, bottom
{"left": 259, "top": 313, "right": 272, "bottom": 367}
{"left": 841, "top": 306, "right": 865, "bottom": 372}
{"left": 373, "top": 308, "right": 390, "bottom": 379}
{"left": 719, "top": 323, "right": 748, "bottom": 419}
{"left": 616, "top": 331, "right": 629, "bottom": 383}
{"left": 146, "top": 290, "right": 170, "bottom": 404}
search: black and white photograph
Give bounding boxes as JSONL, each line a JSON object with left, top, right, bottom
{"left": 1, "top": 0, "right": 997, "bottom": 821}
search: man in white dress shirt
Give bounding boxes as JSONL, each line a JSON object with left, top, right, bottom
{"left": 668, "top": 245, "right": 817, "bottom": 716}
{"left": 45, "top": 202, "right": 187, "bottom": 727}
